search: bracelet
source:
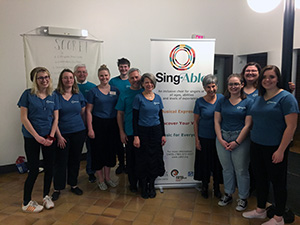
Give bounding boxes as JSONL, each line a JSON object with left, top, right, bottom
{"left": 46, "top": 135, "right": 56, "bottom": 141}
{"left": 235, "top": 140, "right": 240, "bottom": 145}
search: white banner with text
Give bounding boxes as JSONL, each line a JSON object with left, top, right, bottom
{"left": 151, "top": 38, "right": 215, "bottom": 188}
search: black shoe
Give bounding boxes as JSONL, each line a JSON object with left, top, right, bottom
{"left": 140, "top": 178, "right": 149, "bottom": 199}
{"left": 148, "top": 177, "right": 156, "bottom": 198}
{"left": 214, "top": 189, "right": 222, "bottom": 199}
{"left": 88, "top": 174, "right": 96, "bottom": 183}
{"left": 129, "top": 185, "right": 138, "bottom": 193}
{"left": 115, "top": 165, "right": 124, "bottom": 174}
{"left": 71, "top": 187, "right": 83, "bottom": 195}
{"left": 51, "top": 191, "right": 60, "bottom": 201}
{"left": 201, "top": 187, "right": 209, "bottom": 199}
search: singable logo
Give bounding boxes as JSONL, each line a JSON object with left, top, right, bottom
{"left": 169, "top": 44, "right": 196, "bottom": 71}
{"left": 170, "top": 169, "right": 179, "bottom": 177}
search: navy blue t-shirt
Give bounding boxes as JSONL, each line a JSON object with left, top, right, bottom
{"left": 215, "top": 97, "right": 253, "bottom": 131}
{"left": 132, "top": 93, "right": 164, "bottom": 127}
{"left": 194, "top": 94, "right": 224, "bottom": 139}
{"left": 250, "top": 90, "right": 299, "bottom": 146}
{"left": 87, "top": 86, "right": 120, "bottom": 119}
{"left": 17, "top": 89, "right": 60, "bottom": 138}
{"left": 56, "top": 91, "right": 86, "bottom": 134}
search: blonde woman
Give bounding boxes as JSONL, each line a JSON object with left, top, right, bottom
{"left": 17, "top": 67, "right": 59, "bottom": 212}
{"left": 86, "top": 65, "right": 120, "bottom": 190}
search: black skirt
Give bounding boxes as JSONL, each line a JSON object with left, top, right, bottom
{"left": 91, "top": 116, "right": 119, "bottom": 170}
{"left": 135, "top": 124, "right": 165, "bottom": 179}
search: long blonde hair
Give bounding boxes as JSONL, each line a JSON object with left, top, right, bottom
{"left": 31, "top": 67, "right": 53, "bottom": 96}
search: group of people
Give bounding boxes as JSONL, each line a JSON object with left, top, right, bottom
{"left": 18, "top": 59, "right": 298, "bottom": 224}
{"left": 18, "top": 58, "right": 167, "bottom": 213}
{"left": 193, "top": 62, "right": 299, "bottom": 225}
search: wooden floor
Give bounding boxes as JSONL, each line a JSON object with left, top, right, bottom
{"left": 0, "top": 132, "right": 299, "bottom": 225}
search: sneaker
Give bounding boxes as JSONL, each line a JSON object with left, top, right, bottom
{"left": 106, "top": 179, "right": 118, "bottom": 188}
{"left": 236, "top": 199, "right": 248, "bottom": 211}
{"left": 43, "top": 195, "right": 54, "bottom": 209}
{"left": 22, "top": 200, "right": 44, "bottom": 213}
{"left": 115, "top": 165, "right": 124, "bottom": 174}
{"left": 71, "top": 187, "right": 83, "bottom": 195}
{"left": 97, "top": 182, "right": 108, "bottom": 190}
{"left": 242, "top": 209, "right": 267, "bottom": 219}
{"left": 88, "top": 174, "right": 96, "bottom": 183}
{"left": 51, "top": 191, "right": 60, "bottom": 201}
{"left": 218, "top": 194, "right": 232, "bottom": 206}
{"left": 262, "top": 218, "right": 284, "bottom": 225}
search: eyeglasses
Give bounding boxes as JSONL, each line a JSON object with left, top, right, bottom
{"left": 37, "top": 75, "right": 50, "bottom": 81}
{"left": 245, "top": 70, "right": 258, "bottom": 73}
{"left": 228, "top": 83, "right": 241, "bottom": 87}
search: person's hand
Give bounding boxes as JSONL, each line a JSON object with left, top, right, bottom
{"left": 288, "top": 82, "right": 295, "bottom": 93}
{"left": 120, "top": 131, "right": 128, "bottom": 144}
{"left": 133, "top": 136, "right": 140, "bottom": 148}
{"left": 44, "top": 139, "right": 53, "bottom": 146}
{"left": 195, "top": 138, "right": 201, "bottom": 150}
{"left": 35, "top": 135, "right": 47, "bottom": 145}
{"left": 272, "top": 150, "right": 284, "bottom": 164}
{"left": 226, "top": 141, "right": 239, "bottom": 151}
{"left": 219, "top": 139, "right": 230, "bottom": 150}
{"left": 161, "top": 136, "right": 166, "bottom": 146}
{"left": 57, "top": 136, "right": 67, "bottom": 149}
{"left": 88, "top": 129, "right": 95, "bottom": 139}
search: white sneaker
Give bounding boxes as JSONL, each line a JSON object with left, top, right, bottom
{"left": 43, "top": 195, "right": 54, "bottom": 209}
{"left": 262, "top": 218, "right": 284, "bottom": 225}
{"left": 22, "top": 200, "right": 43, "bottom": 213}
{"left": 106, "top": 179, "right": 118, "bottom": 187}
{"left": 235, "top": 199, "right": 248, "bottom": 211}
{"left": 97, "top": 182, "right": 108, "bottom": 190}
{"left": 242, "top": 209, "right": 266, "bottom": 219}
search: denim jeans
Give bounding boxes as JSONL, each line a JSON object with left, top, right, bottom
{"left": 216, "top": 130, "right": 250, "bottom": 199}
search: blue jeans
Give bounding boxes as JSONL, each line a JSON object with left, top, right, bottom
{"left": 216, "top": 130, "right": 250, "bottom": 199}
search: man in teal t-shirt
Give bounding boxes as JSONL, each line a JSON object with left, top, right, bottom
{"left": 109, "top": 58, "right": 131, "bottom": 174}
{"left": 115, "top": 68, "right": 143, "bottom": 192}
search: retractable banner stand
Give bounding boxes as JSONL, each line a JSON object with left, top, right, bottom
{"left": 22, "top": 34, "right": 102, "bottom": 88}
{"left": 151, "top": 38, "right": 215, "bottom": 189}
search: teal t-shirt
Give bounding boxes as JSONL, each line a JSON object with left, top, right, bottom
{"left": 115, "top": 88, "right": 143, "bottom": 135}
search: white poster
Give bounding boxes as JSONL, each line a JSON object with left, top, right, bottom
{"left": 151, "top": 38, "right": 215, "bottom": 188}
{"left": 22, "top": 34, "right": 102, "bottom": 87}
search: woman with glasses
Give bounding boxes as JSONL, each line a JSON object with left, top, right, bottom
{"left": 17, "top": 67, "right": 59, "bottom": 212}
{"left": 214, "top": 74, "right": 252, "bottom": 212}
{"left": 51, "top": 69, "right": 86, "bottom": 201}
{"left": 243, "top": 66, "right": 299, "bottom": 225}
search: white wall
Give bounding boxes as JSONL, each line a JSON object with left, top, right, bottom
{"left": 0, "top": 0, "right": 299, "bottom": 166}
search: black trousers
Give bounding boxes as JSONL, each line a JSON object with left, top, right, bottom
{"left": 126, "top": 136, "right": 138, "bottom": 188}
{"left": 53, "top": 129, "right": 86, "bottom": 190}
{"left": 194, "top": 137, "right": 223, "bottom": 188}
{"left": 250, "top": 141, "right": 289, "bottom": 216}
{"left": 23, "top": 137, "right": 55, "bottom": 204}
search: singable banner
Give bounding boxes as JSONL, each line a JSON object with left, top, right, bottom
{"left": 151, "top": 38, "right": 215, "bottom": 188}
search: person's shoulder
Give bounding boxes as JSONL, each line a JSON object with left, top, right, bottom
{"left": 86, "top": 81, "right": 96, "bottom": 86}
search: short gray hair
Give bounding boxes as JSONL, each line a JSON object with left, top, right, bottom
{"left": 141, "top": 73, "right": 156, "bottom": 88}
{"left": 128, "top": 68, "right": 141, "bottom": 77}
{"left": 74, "top": 64, "right": 87, "bottom": 72}
{"left": 202, "top": 74, "right": 218, "bottom": 88}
